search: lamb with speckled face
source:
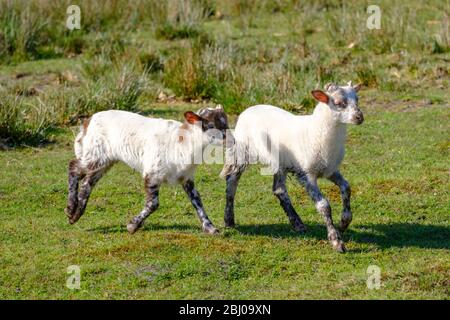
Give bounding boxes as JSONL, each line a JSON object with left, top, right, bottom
{"left": 64, "top": 106, "right": 229, "bottom": 235}
{"left": 221, "top": 82, "right": 364, "bottom": 253}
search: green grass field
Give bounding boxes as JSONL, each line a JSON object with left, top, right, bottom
{"left": 0, "top": 0, "right": 449, "bottom": 299}
{"left": 1, "top": 103, "right": 448, "bottom": 299}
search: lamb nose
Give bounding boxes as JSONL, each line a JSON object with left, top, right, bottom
{"left": 356, "top": 113, "right": 364, "bottom": 123}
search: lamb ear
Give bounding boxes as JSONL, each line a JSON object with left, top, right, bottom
{"left": 184, "top": 111, "right": 202, "bottom": 124}
{"left": 353, "top": 83, "right": 362, "bottom": 92}
{"left": 311, "top": 90, "right": 330, "bottom": 104}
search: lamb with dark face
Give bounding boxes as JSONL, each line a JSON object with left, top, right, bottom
{"left": 64, "top": 106, "right": 230, "bottom": 236}
{"left": 197, "top": 105, "right": 229, "bottom": 142}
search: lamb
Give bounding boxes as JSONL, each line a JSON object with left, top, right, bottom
{"left": 221, "top": 82, "right": 364, "bottom": 252}
{"left": 64, "top": 107, "right": 229, "bottom": 234}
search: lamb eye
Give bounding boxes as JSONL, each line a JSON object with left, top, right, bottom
{"left": 207, "top": 123, "right": 215, "bottom": 129}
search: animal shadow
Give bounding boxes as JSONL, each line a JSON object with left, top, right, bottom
{"left": 236, "top": 222, "right": 450, "bottom": 250}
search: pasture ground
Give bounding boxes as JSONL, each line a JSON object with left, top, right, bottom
{"left": 0, "top": 102, "right": 448, "bottom": 299}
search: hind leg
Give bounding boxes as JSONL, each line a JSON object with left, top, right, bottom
{"left": 224, "top": 167, "right": 244, "bottom": 228}
{"left": 272, "top": 171, "right": 307, "bottom": 233}
{"left": 69, "top": 163, "right": 110, "bottom": 225}
{"left": 65, "top": 159, "right": 84, "bottom": 218}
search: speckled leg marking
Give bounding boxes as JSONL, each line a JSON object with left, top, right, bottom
{"left": 297, "top": 173, "right": 346, "bottom": 253}
{"left": 65, "top": 159, "right": 84, "bottom": 218}
{"left": 183, "top": 179, "right": 218, "bottom": 234}
{"left": 328, "top": 171, "right": 352, "bottom": 233}
{"left": 127, "top": 178, "right": 159, "bottom": 234}
{"left": 69, "top": 166, "right": 108, "bottom": 225}
{"left": 272, "top": 172, "right": 307, "bottom": 233}
{"left": 224, "top": 171, "right": 243, "bottom": 228}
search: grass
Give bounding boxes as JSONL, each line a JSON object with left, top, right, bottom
{"left": 0, "top": 104, "right": 448, "bottom": 299}
{"left": 0, "top": 0, "right": 449, "bottom": 299}
{"left": 0, "top": 96, "right": 48, "bottom": 145}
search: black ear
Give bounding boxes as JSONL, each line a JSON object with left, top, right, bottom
{"left": 184, "top": 111, "right": 202, "bottom": 124}
{"left": 311, "top": 90, "right": 330, "bottom": 104}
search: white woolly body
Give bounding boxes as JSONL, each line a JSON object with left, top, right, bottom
{"left": 233, "top": 104, "right": 347, "bottom": 178}
{"left": 75, "top": 110, "right": 202, "bottom": 185}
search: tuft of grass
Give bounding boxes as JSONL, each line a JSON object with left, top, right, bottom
{"left": 58, "top": 62, "right": 147, "bottom": 123}
{"left": 84, "top": 31, "right": 127, "bottom": 58}
{"left": 139, "top": 51, "right": 164, "bottom": 73}
{"left": 0, "top": 59, "right": 147, "bottom": 145}
{"left": 0, "top": 3, "right": 49, "bottom": 63}
{"left": 153, "top": 0, "right": 212, "bottom": 40}
{"left": 0, "top": 95, "right": 52, "bottom": 145}
{"left": 163, "top": 44, "right": 215, "bottom": 100}
{"left": 356, "top": 66, "right": 378, "bottom": 88}
{"left": 155, "top": 23, "right": 201, "bottom": 40}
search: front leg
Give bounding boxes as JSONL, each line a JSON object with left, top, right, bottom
{"left": 127, "top": 177, "right": 160, "bottom": 234}
{"left": 328, "top": 171, "right": 352, "bottom": 233}
{"left": 183, "top": 179, "right": 219, "bottom": 234}
{"left": 297, "top": 174, "right": 345, "bottom": 253}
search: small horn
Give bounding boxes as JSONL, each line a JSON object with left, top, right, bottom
{"left": 347, "top": 80, "right": 353, "bottom": 87}
{"left": 325, "top": 83, "right": 338, "bottom": 92}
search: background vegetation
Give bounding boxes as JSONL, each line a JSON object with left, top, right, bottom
{"left": 0, "top": 0, "right": 448, "bottom": 299}
{"left": 0, "top": 0, "right": 448, "bottom": 145}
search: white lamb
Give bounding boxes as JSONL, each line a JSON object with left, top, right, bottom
{"left": 65, "top": 107, "right": 229, "bottom": 234}
{"left": 222, "top": 82, "right": 363, "bottom": 252}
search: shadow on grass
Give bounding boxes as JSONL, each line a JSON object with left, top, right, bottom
{"left": 0, "top": 126, "right": 64, "bottom": 150}
{"left": 87, "top": 222, "right": 449, "bottom": 250}
{"left": 235, "top": 222, "right": 450, "bottom": 250}
{"left": 87, "top": 223, "right": 199, "bottom": 234}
